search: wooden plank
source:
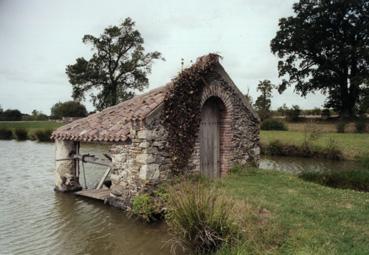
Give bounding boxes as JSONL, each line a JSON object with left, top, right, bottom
{"left": 200, "top": 98, "right": 220, "bottom": 178}
{"left": 75, "top": 189, "right": 110, "bottom": 201}
{"left": 96, "top": 168, "right": 111, "bottom": 190}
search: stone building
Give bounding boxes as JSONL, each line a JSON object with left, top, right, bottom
{"left": 51, "top": 54, "right": 260, "bottom": 205}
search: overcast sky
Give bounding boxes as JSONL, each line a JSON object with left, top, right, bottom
{"left": 0, "top": 0, "right": 326, "bottom": 114}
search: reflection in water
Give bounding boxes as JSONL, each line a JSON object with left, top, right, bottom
{"left": 260, "top": 155, "right": 364, "bottom": 174}
{"left": 0, "top": 141, "right": 171, "bottom": 255}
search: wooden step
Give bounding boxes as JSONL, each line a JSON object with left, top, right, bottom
{"left": 75, "top": 189, "right": 110, "bottom": 201}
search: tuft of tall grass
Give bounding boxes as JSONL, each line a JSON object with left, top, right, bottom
{"left": 0, "top": 128, "right": 13, "bottom": 140}
{"left": 165, "top": 178, "right": 287, "bottom": 254}
{"left": 166, "top": 181, "right": 240, "bottom": 254}
{"left": 299, "top": 169, "right": 369, "bottom": 192}
{"left": 14, "top": 128, "right": 28, "bottom": 141}
{"left": 32, "top": 129, "right": 53, "bottom": 142}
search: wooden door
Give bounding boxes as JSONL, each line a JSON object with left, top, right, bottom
{"left": 200, "top": 99, "right": 220, "bottom": 178}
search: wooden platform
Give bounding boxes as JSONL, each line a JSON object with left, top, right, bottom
{"left": 75, "top": 189, "right": 110, "bottom": 201}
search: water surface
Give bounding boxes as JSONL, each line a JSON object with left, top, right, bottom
{"left": 260, "top": 155, "right": 364, "bottom": 174}
{"left": 0, "top": 140, "right": 364, "bottom": 255}
{"left": 0, "top": 140, "right": 172, "bottom": 255}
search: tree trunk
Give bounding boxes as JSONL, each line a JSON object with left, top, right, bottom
{"left": 111, "top": 83, "right": 117, "bottom": 106}
{"left": 340, "top": 89, "right": 357, "bottom": 119}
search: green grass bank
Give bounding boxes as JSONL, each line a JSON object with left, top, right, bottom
{"left": 216, "top": 169, "right": 369, "bottom": 254}
{"left": 261, "top": 130, "right": 369, "bottom": 160}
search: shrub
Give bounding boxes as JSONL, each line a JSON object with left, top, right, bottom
{"left": 33, "top": 129, "right": 53, "bottom": 142}
{"left": 0, "top": 128, "right": 13, "bottom": 140}
{"left": 336, "top": 121, "right": 346, "bottom": 133}
{"left": 324, "top": 138, "right": 343, "bottom": 160}
{"left": 285, "top": 105, "right": 301, "bottom": 122}
{"left": 355, "top": 118, "right": 367, "bottom": 133}
{"left": 321, "top": 108, "right": 331, "bottom": 120}
{"left": 261, "top": 119, "right": 288, "bottom": 131}
{"left": 14, "top": 128, "right": 28, "bottom": 141}
{"left": 131, "top": 194, "right": 156, "bottom": 222}
{"left": 129, "top": 192, "right": 165, "bottom": 223}
{"left": 166, "top": 182, "right": 239, "bottom": 254}
{"left": 263, "top": 139, "right": 343, "bottom": 160}
{"left": 299, "top": 169, "right": 369, "bottom": 192}
{"left": 51, "top": 101, "right": 87, "bottom": 119}
{"left": 130, "top": 185, "right": 168, "bottom": 222}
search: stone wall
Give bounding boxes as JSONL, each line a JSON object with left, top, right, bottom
{"left": 108, "top": 111, "right": 171, "bottom": 207}
{"left": 105, "top": 65, "right": 259, "bottom": 207}
{"left": 188, "top": 66, "right": 260, "bottom": 175}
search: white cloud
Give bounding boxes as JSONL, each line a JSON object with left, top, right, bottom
{"left": 0, "top": 0, "right": 326, "bottom": 114}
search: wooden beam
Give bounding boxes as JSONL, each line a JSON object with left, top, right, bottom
{"left": 96, "top": 168, "right": 111, "bottom": 189}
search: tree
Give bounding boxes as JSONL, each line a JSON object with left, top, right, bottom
{"left": 0, "top": 109, "right": 22, "bottom": 121}
{"left": 244, "top": 88, "right": 253, "bottom": 104}
{"left": 271, "top": 0, "right": 369, "bottom": 118}
{"left": 51, "top": 101, "right": 87, "bottom": 119}
{"left": 277, "top": 103, "right": 288, "bottom": 116}
{"left": 358, "top": 86, "right": 369, "bottom": 115}
{"left": 254, "top": 80, "right": 274, "bottom": 120}
{"left": 66, "top": 18, "right": 163, "bottom": 111}
{"left": 30, "top": 110, "right": 48, "bottom": 121}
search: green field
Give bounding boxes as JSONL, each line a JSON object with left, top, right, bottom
{"left": 261, "top": 130, "right": 369, "bottom": 160}
{"left": 1, "top": 121, "right": 368, "bottom": 161}
{"left": 0, "top": 121, "right": 62, "bottom": 132}
{"left": 217, "top": 169, "right": 369, "bottom": 254}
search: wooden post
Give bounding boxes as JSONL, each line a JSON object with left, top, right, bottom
{"left": 54, "top": 140, "right": 82, "bottom": 192}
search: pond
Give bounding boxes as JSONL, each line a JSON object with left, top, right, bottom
{"left": 260, "top": 155, "right": 364, "bottom": 174}
{"left": 0, "top": 140, "right": 364, "bottom": 254}
{"left": 0, "top": 140, "right": 172, "bottom": 255}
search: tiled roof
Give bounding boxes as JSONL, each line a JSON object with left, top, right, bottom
{"left": 51, "top": 85, "right": 170, "bottom": 142}
{"left": 51, "top": 53, "right": 257, "bottom": 143}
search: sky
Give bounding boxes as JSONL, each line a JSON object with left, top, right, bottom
{"left": 0, "top": 0, "right": 326, "bottom": 115}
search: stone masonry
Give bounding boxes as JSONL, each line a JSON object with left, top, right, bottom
{"left": 52, "top": 54, "right": 260, "bottom": 209}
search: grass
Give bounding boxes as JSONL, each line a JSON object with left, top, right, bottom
{"left": 285, "top": 121, "right": 360, "bottom": 133}
{"left": 261, "top": 130, "right": 369, "bottom": 160}
{"left": 0, "top": 121, "right": 62, "bottom": 132}
{"left": 215, "top": 168, "right": 369, "bottom": 254}
{"left": 166, "top": 181, "right": 240, "bottom": 254}
{"left": 0, "top": 121, "right": 62, "bottom": 141}
{"left": 299, "top": 169, "right": 369, "bottom": 192}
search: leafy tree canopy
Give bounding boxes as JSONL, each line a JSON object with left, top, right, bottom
{"left": 51, "top": 101, "right": 87, "bottom": 119}
{"left": 254, "top": 80, "right": 274, "bottom": 120}
{"left": 66, "top": 18, "right": 163, "bottom": 111}
{"left": 271, "top": 0, "right": 369, "bottom": 118}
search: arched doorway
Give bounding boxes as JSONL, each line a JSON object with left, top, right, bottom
{"left": 200, "top": 97, "right": 225, "bottom": 178}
